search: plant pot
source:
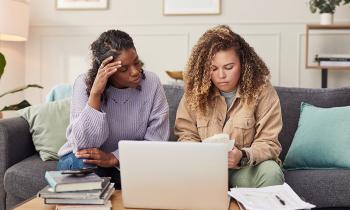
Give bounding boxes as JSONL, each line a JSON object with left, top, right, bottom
{"left": 320, "top": 13, "right": 333, "bottom": 25}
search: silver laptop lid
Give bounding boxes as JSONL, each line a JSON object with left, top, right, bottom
{"left": 119, "top": 141, "right": 229, "bottom": 210}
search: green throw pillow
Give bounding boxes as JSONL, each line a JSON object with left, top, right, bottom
{"left": 283, "top": 102, "right": 350, "bottom": 169}
{"left": 18, "top": 98, "right": 70, "bottom": 161}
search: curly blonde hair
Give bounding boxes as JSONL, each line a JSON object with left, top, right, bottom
{"left": 184, "top": 25, "right": 270, "bottom": 114}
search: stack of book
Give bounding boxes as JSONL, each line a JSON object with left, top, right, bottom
{"left": 37, "top": 171, "right": 115, "bottom": 210}
{"left": 315, "top": 54, "right": 350, "bottom": 67}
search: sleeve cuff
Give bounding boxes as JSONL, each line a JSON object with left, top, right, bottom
{"left": 111, "top": 149, "right": 120, "bottom": 169}
{"left": 242, "top": 147, "right": 254, "bottom": 166}
{"left": 112, "top": 149, "right": 119, "bottom": 160}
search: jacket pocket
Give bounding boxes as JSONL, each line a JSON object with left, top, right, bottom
{"left": 197, "top": 118, "right": 209, "bottom": 140}
{"left": 232, "top": 117, "right": 255, "bottom": 147}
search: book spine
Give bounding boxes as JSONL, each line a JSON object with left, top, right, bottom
{"left": 44, "top": 172, "right": 57, "bottom": 192}
{"left": 44, "top": 198, "right": 105, "bottom": 205}
{"left": 316, "top": 54, "right": 350, "bottom": 58}
{"left": 320, "top": 61, "right": 350, "bottom": 67}
{"left": 317, "top": 57, "right": 350, "bottom": 61}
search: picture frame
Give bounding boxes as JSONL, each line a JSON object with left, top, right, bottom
{"left": 163, "top": 0, "right": 221, "bottom": 15}
{"left": 56, "top": 0, "right": 109, "bottom": 10}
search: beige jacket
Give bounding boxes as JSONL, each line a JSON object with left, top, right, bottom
{"left": 174, "top": 83, "right": 282, "bottom": 166}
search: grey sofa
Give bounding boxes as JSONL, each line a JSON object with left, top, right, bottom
{"left": 1, "top": 85, "right": 350, "bottom": 210}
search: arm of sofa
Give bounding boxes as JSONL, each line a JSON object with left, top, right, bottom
{"left": 0, "top": 117, "right": 35, "bottom": 210}
{"left": 0, "top": 117, "right": 35, "bottom": 173}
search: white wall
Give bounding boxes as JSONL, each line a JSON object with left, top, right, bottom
{"left": 2, "top": 0, "right": 350, "bottom": 108}
{"left": 0, "top": 41, "right": 26, "bottom": 118}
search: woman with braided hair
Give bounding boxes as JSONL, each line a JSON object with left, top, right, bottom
{"left": 58, "top": 29, "right": 169, "bottom": 189}
{"left": 175, "top": 25, "right": 284, "bottom": 188}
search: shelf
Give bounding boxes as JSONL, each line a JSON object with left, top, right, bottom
{"left": 307, "top": 24, "right": 350, "bottom": 30}
{"left": 305, "top": 24, "right": 350, "bottom": 88}
{"left": 305, "top": 24, "right": 350, "bottom": 69}
{"left": 306, "top": 65, "right": 350, "bottom": 70}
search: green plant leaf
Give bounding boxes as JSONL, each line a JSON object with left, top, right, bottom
{"left": 308, "top": 0, "right": 348, "bottom": 13}
{"left": 0, "top": 84, "right": 43, "bottom": 98}
{"left": 0, "top": 52, "right": 6, "bottom": 79}
{"left": 0, "top": 100, "right": 31, "bottom": 111}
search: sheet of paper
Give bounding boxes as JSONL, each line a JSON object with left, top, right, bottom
{"left": 228, "top": 183, "right": 315, "bottom": 210}
{"left": 202, "top": 133, "right": 235, "bottom": 151}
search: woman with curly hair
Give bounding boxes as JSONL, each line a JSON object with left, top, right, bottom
{"left": 58, "top": 29, "right": 169, "bottom": 189}
{"left": 175, "top": 25, "right": 284, "bottom": 188}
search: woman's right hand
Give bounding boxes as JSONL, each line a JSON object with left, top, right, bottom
{"left": 88, "top": 56, "right": 121, "bottom": 110}
{"left": 90, "top": 56, "right": 121, "bottom": 96}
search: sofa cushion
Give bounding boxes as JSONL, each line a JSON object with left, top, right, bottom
{"left": 18, "top": 98, "right": 70, "bottom": 161}
{"left": 283, "top": 102, "right": 350, "bottom": 169}
{"left": 4, "top": 154, "right": 57, "bottom": 199}
{"left": 163, "top": 85, "right": 184, "bottom": 141}
{"left": 45, "top": 84, "right": 72, "bottom": 102}
{"left": 284, "top": 169, "right": 350, "bottom": 208}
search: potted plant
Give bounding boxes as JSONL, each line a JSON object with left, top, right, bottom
{"left": 309, "top": 0, "right": 350, "bottom": 24}
{"left": 0, "top": 52, "right": 43, "bottom": 118}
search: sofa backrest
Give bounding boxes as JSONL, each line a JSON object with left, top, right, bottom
{"left": 163, "top": 84, "right": 350, "bottom": 162}
{"left": 163, "top": 85, "right": 184, "bottom": 142}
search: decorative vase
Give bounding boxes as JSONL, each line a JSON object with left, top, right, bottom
{"left": 320, "top": 13, "right": 333, "bottom": 25}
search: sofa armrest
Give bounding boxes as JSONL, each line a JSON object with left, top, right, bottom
{"left": 0, "top": 117, "right": 35, "bottom": 210}
{"left": 0, "top": 117, "right": 35, "bottom": 174}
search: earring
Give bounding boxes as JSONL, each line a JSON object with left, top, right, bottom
{"left": 141, "top": 69, "right": 146, "bottom": 79}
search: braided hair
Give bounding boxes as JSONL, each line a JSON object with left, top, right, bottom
{"left": 85, "top": 29, "right": 145, "bottom": 97}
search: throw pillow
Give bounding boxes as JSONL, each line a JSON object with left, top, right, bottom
{"left": 18, "top": 98, "right": 70, "bottom": 161}
{"left": 45, "top": 84, "right": 72, "bottom": 102}
{"left": 283, "top": 102, "right": 350, "bottom": 169}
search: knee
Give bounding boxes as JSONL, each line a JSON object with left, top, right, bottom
{"left": 255, "top": 160, "right": 284, "bottom": 187}
{"left": 57, "top": 152, "right": 85, "bottom": 170}
{"left": 57, "top": 157, "right": 73, "bottom": 170}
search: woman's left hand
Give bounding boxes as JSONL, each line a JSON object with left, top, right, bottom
{"left": 76, "top": 148, "right": 119, "bottom": 168}
{"left": 228, "top": 147, "right": 243, "bottom": 168}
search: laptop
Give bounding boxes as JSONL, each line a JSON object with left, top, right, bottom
{"left": 119, "top": 141, "right": 229, "bottom": 210}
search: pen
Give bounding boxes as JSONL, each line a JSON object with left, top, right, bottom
{"left": 275, "top": 195, "right": 285, "bottom": 205}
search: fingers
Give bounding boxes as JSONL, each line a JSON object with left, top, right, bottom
{"left": 106, "top": 66, "right": 120, "bottom": 77}
{"left": 83, "top": 159, "right": 100, "bottom": 165}
{"left": 228, "top": 159, "right": 235, "bottom": 168}
{"left": 76, "top": 148, "right": 101, "bottom": 159}
{"left": 91, "top": 148, "right": 99, "bottom": 153}
{"left": 100, "top": 56, "right": 114, "bottom": 69}
{"left": 228, "top": 150, "right": 237, "bottom": 168}
{"left": 76, "top": 148, "right": 95, "bottom": 155}
{"left": 103, "top": 60, "right": 121, "bottom": 69}
{"left": 76, "top": 150, "right": 116, "bottom": 167}
{"left": 92, "top": 57, "right": 121, "bottom": 96}
{"left": 98, "top": 61, "right": 121, "bottom": 78}
{"left": 75, "top": 153, "right": 93, "bottom": 159}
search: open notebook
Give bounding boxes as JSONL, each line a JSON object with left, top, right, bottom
{"left": 228, "top": 183, "right": 315, "bottom": 210}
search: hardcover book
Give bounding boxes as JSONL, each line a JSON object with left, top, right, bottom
{"left": 44, "top": 183, "right": 115, "bottom": 205}
{"left": 38, "top": 177, "right": 111, "bottom": 199}
{"left": 45, "top": 171, "right": 104, "bottom": 192}
{"left": 55, "top": 200, "right": 112, "bottom": 210}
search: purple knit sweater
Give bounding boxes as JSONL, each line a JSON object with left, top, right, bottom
{"left": 58, "top": 70, "right": 170, "bottom": 159}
